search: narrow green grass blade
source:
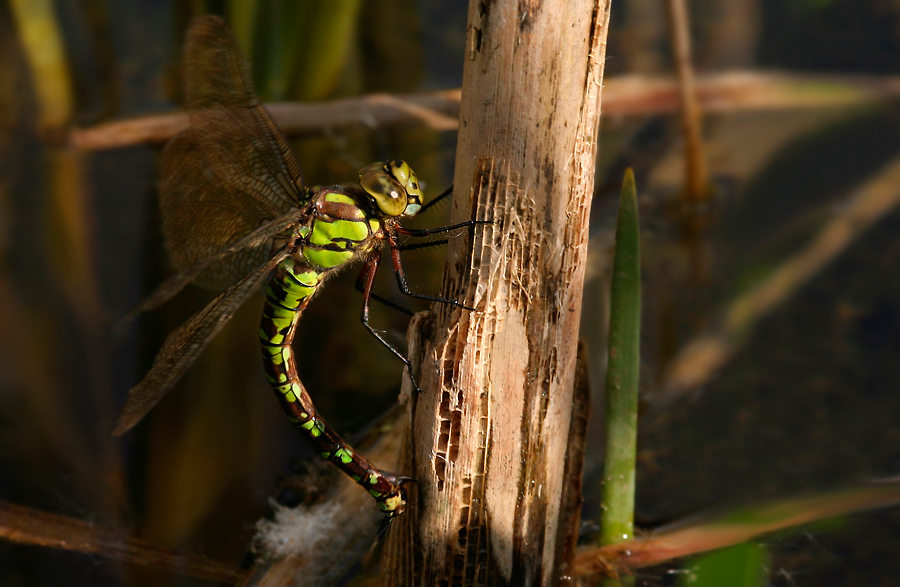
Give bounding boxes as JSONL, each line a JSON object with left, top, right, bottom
{"left": 600, "top": 168, "right": 641, "bottom": 549}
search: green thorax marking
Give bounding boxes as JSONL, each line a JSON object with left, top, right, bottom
{"left": 300, "top": 188, "right": 384, "bottom": 270}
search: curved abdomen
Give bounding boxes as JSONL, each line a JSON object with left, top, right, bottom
{"left": 259, "top": 259, "right": 406, "bottom": 515}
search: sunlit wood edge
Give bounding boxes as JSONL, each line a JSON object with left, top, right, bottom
{"left": 68, "top": 72, "right": 900, "bottom": 151}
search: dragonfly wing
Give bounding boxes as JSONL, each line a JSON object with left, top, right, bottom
{"left": 159, "top": 15, "right": 306, "bottom": 290}
{"left": 124, "top": 211, "right": 300, "bottom": 320}
{"left": 113, "top": 250, "right": 288, "bottom": 435}
{"left": 159, "top": 129, "right": 295, "bottom": 290}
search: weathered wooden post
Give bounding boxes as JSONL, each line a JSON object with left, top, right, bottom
{"left": 383, "top": 0, "right": 612, "bottom": 584}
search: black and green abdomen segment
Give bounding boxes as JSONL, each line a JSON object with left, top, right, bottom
{"left": 258, "top": 191, "right": 406, "bottom": 516}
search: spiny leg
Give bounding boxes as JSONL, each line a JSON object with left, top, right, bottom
{"left": 358, "top": 256, "right": 423, "bottom": 394}
{"left": 398, "top": 219, "right": 492, "bottom": 238}
{"left": 417, "top": 184, "right": 453, "bottom": 215}
{"left": 356, "top": 216, "right": 490, "bottom": 392}
{"left": 354, "top": 268, "right": 414, "bottom": 317}
{"left": 397, "top": 239, "right": 449, "bottom": 253}
{"left": 354, "top": 239, "right": 451, "bottom": 315}
{"left": 406, "top": 183, "right": 494, "bottom": 237}
{"left": 357, "top": 235, "right": 484, "bottom": 391}
{"left": 388, "top": 231, "right": 476, "bottom": 312}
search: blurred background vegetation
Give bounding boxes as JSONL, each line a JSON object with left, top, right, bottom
{"left": 3, "top": 0, "right": 900, "bottom": 585}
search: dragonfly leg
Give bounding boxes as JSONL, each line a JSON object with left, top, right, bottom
{"left": 417, "top": 184, "right": 454, "bottom": 215}
{"left": 415, "top": 184, "right": 500, "bottom": 233}
{"left": 397, "top": 239, "right": 448, "bottom": 252}
{"left": 388, "top": 233, "right": 477, "bottom": 312}
{"left": 359, "top": 256, "right": 423, "bottom": 394}
{"left": 398, "top": 219, "right": 493, "bottom": 238}
{"left": 354, "top": 267, "right": 414, "bottom": 316}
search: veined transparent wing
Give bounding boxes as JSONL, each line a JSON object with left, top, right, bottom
{"left": 160, "top": 15, "right": 306, "bottom": 291}
{"left": 117, "top": 16, "right": 308, "bottom": 433}
{"left": 114, "top": 248, "right": 290, "bottom": 435}
{"left": 124, "top": 211, "right": 300, "bottom": 320}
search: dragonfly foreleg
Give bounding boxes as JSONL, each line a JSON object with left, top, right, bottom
{"left": 398, "top": 219, "right": 492, "bottom": 238}
{"left": 416, "top": 184, "right": 453, "bottom": 215}
{"left": 388, "top": 234, "right": 476, "bottom": 312}
{"left": 359, "top": 256, "right": 423, "bottom": 394}
{"left": 354, "top": 268, "right": 414, "bottom": 316}
{"left": 397, "top": 239, "right": 449, "bottom": 252}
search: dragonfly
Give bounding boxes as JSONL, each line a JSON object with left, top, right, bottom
{"left": 113, "top": 15, "right": 480, "bottom": 518}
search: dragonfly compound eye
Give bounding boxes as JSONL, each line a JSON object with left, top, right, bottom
{"left": 359, "top": 162, "right": 407, "bottom": 217}
{"left": 387, "top": 160, "right": 423, "bottom": 217}
{"left": 389, "top": 160, "right": 410, "bottom": 185}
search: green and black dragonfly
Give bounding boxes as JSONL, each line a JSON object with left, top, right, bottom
{"left": 114, "top": 15, "right": 477, "bottom": 517}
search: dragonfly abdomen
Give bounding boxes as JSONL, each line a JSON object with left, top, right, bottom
{"left": 259, "top": 260, "right": 406, "bottom": 516}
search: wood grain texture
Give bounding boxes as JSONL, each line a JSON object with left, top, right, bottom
{"left": 382, "top": 1, "right": 611, "bottom": 584}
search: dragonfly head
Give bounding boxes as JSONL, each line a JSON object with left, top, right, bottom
{"left": 359, "top": 160, "right": 423, "bottom": 218}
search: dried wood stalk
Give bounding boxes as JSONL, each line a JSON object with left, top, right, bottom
{"left": 382, "top": 0, "right": 611, "bottom": 584}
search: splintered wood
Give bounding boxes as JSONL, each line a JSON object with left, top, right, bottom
{"left": 381, "top": 1, "right": 611, "bottom": 585}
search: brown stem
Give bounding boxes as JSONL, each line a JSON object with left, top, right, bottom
{"left": 665, "top": 0, "right": 709, "bottom": 202}
{"left": 69, "top": 73, "right": 900, "bottom": 151}
{"left": 380, "top": 0, "right": 611, "bottom": 584}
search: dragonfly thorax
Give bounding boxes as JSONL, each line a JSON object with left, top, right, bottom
{"left": 296, "top": 189, "right": 384, "bottom": 271}
{"left": 358, "top": 160, "right": 423, "bottom": 218}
